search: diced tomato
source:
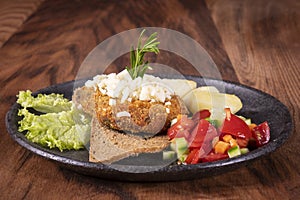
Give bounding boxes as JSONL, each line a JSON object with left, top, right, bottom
{"left": 201, "top": 153, "right": 229, "bottom": 163}
{"left": 185, "top": 149, "right": 201, "bottom": 164}
{"left": 220, "top": 108, "right": 252, "bottom": 139}
{"left": 192, "top": 109, "right": 211, "bottom": 122}
{"left": 189, "top": 119, "right": 218, "bottom": 149}
{"left": 236, "top": 138, "right": 249, "bottom": 148}
{"left": 167, "top": 115, "right": 195, "bottom": 140}
{"left": 251, "top": 121, "right": 270, "bottom": 147}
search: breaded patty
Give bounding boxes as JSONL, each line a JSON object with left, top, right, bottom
{"left": 94, "top": 88, "right": 188, "bottom": 137}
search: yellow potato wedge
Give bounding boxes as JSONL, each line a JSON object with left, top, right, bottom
{"left": 162, "top": 79, "right": 197, "bottom": 98}
{"left": 182, "top": 87, "right": 242, "bottom": 114}
{"left": 191, "top": 86, "right": 219, "bottom": 93}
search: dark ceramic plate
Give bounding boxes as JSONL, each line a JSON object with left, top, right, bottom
{"left": 5, "top": 76, "right": 292, "bottom": 182}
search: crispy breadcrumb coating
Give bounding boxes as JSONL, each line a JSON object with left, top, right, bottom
{"left": 94, "top": 88, "right": 188, "bottom": 137}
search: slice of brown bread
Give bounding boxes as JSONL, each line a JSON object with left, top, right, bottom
{"left": 72, "top": 86, "right": 170, "bottom": 164}
{"left": 89, "top": 117, "right": 170, "bottom": 164}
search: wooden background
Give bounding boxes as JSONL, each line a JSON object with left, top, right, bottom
{"left": 0, "top": 0, "right": 299, "bottom": 199}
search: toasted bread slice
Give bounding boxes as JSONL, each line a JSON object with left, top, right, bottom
{"left": 89, "top": 117, "right": 170, "bottom": 163}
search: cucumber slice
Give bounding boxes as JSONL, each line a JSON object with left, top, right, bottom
{"left": 169, "top": 137, "right": 189, "bottom": 162}
{"left": 240, "top": 148, "right": 250, "bottom": 154}
{"left": 175, "top": 137, "right": 188, "bottom": 156}
{"left": 163, "top": 151, "right": 176, "bottom": 160}
{"left": 178, "top": 154, "right": 188, "bottom": 162}
{"left": 170, "top": 141, "right": 176, "bottom": 151}
{"left": 228, "top": 146, "right": 241, "bottom": 158}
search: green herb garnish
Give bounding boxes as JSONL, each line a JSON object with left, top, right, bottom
{"left": 125, "top": 29, "right": 160, "bottom": 79}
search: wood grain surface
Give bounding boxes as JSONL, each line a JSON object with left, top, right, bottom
{"left": 0, "top": 0, "right": 44, "bottom": 48}
{"left": 0, "top": 0, "right": 299, "bottom": 199}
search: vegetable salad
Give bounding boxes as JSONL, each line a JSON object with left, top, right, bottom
{"left": 165, "top": 108, "right": 270, "bottom": 164}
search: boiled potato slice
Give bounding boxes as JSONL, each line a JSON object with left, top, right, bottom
{"left": 182, "top": 88, "right": 242, "bottom": 114}
{"left": 192, "top": 86, "right": 219, "bottom": 93}
{"left": 162, "top": 79, "right": 197, "bottom": 98}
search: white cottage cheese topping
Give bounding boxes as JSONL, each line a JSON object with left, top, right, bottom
{"left": 85, "top": 70, "right": 174, "bottom": 103}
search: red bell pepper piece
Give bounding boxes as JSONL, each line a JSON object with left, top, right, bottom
{"left": 185, "top": 149, "right": 201, "bottom": 164}
{"left": 220, "top": 108, "right": 252, "bottom": 139}
{"left": 201, "top": 153, "right": 229, "bottom": 163}
{"left": 189, "top": 119, "right": 218, "bottom": 149}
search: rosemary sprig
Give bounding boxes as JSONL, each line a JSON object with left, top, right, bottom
{"left": 125, "top": 29, "right": 160, "bottom": 79}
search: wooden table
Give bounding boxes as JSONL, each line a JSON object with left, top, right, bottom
{"left": 0, "top": 0, "right": 299, "bottom": 199}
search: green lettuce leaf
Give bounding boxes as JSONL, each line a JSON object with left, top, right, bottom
{"left": 17, "top": 90, "right": 72, "bottom": 113}
{"left": 17, "top": 90, "right": 91, "bottom": 151}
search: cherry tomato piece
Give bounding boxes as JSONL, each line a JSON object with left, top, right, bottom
{"left": 252, "top": 121, "right": 270, "bottom": 147}
{"left": 220, "top": 108, "right": 252, "bottom": 139}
